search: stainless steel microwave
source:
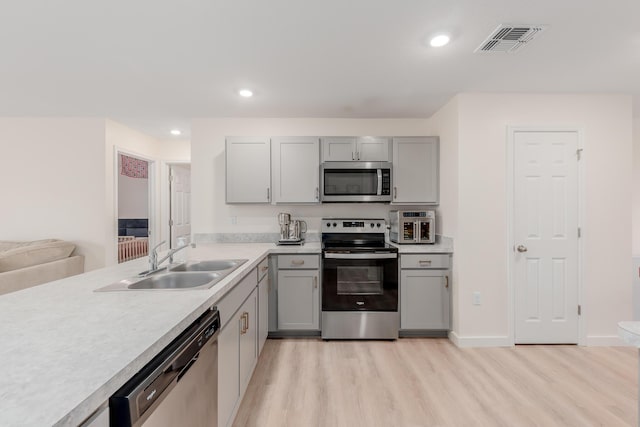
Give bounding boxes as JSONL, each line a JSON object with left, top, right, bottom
{"left": 320, "top": 162, "right": 392, "bottom": 202}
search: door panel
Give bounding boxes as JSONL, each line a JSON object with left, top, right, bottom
{"left": 514, "top": 131, "right": 579, "bottom": 344}
{"left": 169, "top": 164, "right": 191, "bottom": 248}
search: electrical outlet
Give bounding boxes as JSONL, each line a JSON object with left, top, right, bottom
{"left": 230, "top": 216, "right": 237, "bottom": 225}
{"left": 473, "top": 292, "right": 481, "bottom": 305}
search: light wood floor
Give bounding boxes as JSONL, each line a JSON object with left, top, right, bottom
{"left": 233, "top": 338, "right": 637, "bottom": 427}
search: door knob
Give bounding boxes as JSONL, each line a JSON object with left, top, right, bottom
{"left": 516, "top": 245, "right": 528, "bottom": 253}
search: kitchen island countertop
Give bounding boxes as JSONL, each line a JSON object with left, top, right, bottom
{"left": 0, "top": 242, "right": 320, "bottom": 427}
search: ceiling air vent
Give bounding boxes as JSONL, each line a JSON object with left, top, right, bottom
{"left": 475, "top": 24, "right": 546, "bottom": 53}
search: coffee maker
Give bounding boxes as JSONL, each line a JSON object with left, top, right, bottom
{"left": 277, "top": 212, "right": 307, "bottom": 244}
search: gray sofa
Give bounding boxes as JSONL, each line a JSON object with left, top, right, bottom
{"left": 0, "top": 239, "right": 84, "bottom": 296}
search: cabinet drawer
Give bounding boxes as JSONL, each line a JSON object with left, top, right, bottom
{"left": 257, "top": 257, "right": 269, "bottom": 282}
{"left": 277, "top": 254, "right": 319, "bottom": 269}
{"left": 401, "top": 254, "right": 450, "bottom": 269}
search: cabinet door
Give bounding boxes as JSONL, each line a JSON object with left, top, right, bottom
{"left": 258, "top": 275, "right": 269, "bottom": 355}
{"left": 321, "top": 137, "right": 356, "bottom": 161}
{"left": 277, "top": 269, "right": 319, "bottom": 330}
{"left": 357, "top": 137, "right": 390, "bottom": 161}
{"left": 392, "top": 137, "right": 439, "bottom": 204}
{"left": 218, "top": 311, "right": 240, "bottom": 427}
{"left": 239, "top": 288, "right": 258, "bottom": 395}
{"left": 271, "top": 137, "right": 320, "bottom": 203}
{"left": 400, "top": 270, "right": 450, "bottom": 330}
{"left": 226, "top": 137, "right": 271, "bottom": 203}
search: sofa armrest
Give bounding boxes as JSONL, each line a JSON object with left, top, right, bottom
{"left": 0, "top": 255, "right": 84, "bottom": 296}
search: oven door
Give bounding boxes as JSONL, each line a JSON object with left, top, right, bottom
{"left": 322, "top": 251, "right": 398, "bottom": 311}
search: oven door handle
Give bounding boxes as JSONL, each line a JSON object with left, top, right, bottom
{"left": 324, "top": 252, "right": 397, "bottom": 259}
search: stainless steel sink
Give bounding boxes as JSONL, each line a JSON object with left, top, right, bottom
{"left": 169, "top": 259, "right": 247, "bottom": 272}
{"left": 95, "top": 259, "right": 249, "bottom": 292}
{"left": 127, "top": 272, "right": 221, "bottom": 290}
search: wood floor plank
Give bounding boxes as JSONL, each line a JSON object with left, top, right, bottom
{"left": 232, "top": 339, "right": 637, "bottom": 427}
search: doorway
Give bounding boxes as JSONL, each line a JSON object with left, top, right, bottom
{"left": 509, "top": 128, "right": 582, "bottom": 344}
{"left": 168, "top": 164, "right": 191, "bottom": 249}
{"left": 116, "top": 151, "right": 154, "bottom": 263}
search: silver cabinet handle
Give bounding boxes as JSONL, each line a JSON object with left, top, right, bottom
{"left": 445, "top": 275, "right": 449, "bottom": 288}
{"left": 356, "top": 151, "right": 360, "bottom": 160}
{"left": 419, "top": 259, "right": 432, "bottom": 265}
{"left": 261, "top": 266, "right": 269, "bottom": 272}
{"left": 516, "top": 245, "right": 528, "bottom": 253}
{"left": 315, "top": 187, "right": 319, "bottom": 200}
{"left": 352, "top": 151, "right": 355, "bottom": 160}
{"left": 291, "top": 259, "right": 305, "bottom": 266}
{"left": 393, "top": 187, "right": 397, "bottom": 199}
{"left": 240, "top": 312, "right": 248, "bottom": 334}
{"left": 313, "top": 276, "right": 318, "bottom": 289}
{"left": 266, "top": 187, "right": 270, "bottom": 201}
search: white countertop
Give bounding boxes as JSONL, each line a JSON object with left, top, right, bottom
{"left": 618, "top": 321, "right": 640, "bottom": 347}
{"left": 388, "top": 235, "right": 453, "bottom": 253}
{"left": 0, "top": 242, "right": 320, "bottom": 427}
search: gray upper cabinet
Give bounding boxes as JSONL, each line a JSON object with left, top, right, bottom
{"left": 392, "top": 137, "right": 439, "bottom": 205}
{"left": 321, "top": 137, "right": 391, "bottom": 162}
{"left": 226, "top": 137, "right": 271, "bottom": 203}
{"left": 271, "top": 137, "right": 320, "bottom": 204}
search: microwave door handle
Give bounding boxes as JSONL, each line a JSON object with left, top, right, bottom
{"left": 377, "top": 169, "right": 382, "bottom": 196}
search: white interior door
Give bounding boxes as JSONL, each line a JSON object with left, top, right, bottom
{"left": 170, "top": 164, "right": 191, "bottom": 248}
{"left": 513, "top": 130, "right": 579, "bottom": 344}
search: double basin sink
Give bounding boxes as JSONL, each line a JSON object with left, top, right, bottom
{"left": 97, "top": 260, "right": 248, "bottom": 291}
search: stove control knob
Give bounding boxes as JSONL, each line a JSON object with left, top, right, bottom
{"left": 370, "top": 223, "right": 375, "bottom": 228}
{"left": 333, "top": 222, "right": 337, "bottom": 227}
{"left": 326, "top": 222, "right": 331, "bottom": 227}
{"left": 377, "top": 223, "right": 381, "bottom": 227}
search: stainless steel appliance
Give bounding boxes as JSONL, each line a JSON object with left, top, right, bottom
{"left": 110, "top": 308, "right": 220, "bottom": 427}
{"left": 278, "top": 212, "right": 291, "bottom": 241}
{"left": 321, "top": 218, "right": 399, "bottom": 339}
{"left": 320, "top": 162, "right": 392, "bottom": 202}
{"left": 277, "top": 212, "right": 307, "bottom": 245}
{"left": 389, "top": 210, "right": 436, "bottom": 244}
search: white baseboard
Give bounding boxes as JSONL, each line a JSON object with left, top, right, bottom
{"left": 585, "top": 335, "right": 629, "bottom": 346}
{"left": 448, "top": 331, "right": 511, "bottom": 348}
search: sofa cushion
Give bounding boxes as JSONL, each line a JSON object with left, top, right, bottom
{"left": 0, "top": 240, "right": 76, "bottom": 273}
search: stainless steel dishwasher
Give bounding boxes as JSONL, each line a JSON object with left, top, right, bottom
{"left": 110, "top": 308, "right": 220, "bottom": 427}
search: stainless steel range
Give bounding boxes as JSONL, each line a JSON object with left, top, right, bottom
{"left": 321, "top": 218, "right": 399, "bottom": 339}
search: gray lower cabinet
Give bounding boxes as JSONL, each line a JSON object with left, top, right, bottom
{"left": 400, "top": 254, "right": 451, "bottom": 331}
{"left": 276, "top": 255, "right": 320, "bottom": 331}
{"left": 218, "top": 270, "right": 259, "bottom": 427}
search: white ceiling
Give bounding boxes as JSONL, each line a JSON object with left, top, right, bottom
{"left": 1, "top": 0, "right": 639, "bottom": 139}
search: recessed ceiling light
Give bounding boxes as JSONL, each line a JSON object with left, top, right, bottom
{"left": 170, "top": 129, "right": 181, "bottom": 136}
{"left": 238, "top": 89, "right": 253, "bottom": 98}
{"left": 430, "top": 34, "right": 450, "bottom": 47}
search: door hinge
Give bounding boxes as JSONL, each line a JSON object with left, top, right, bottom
{"left": 576, "top": 148, "right": 583, "bottom": 160}
{"left": 169, "top": 174, "right": 174, "bottom": 182}
{"left": 578, "top": 305, "right": 581, "bottom": 316}
{"left": 578, "top": 227, "right": 581, "bottom": 238}
{"left": 169, "top": 219, "right": 174, "bottom": 226}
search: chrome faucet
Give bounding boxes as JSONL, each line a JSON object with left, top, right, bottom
{"left": 146, "top": 240, "right": 195, "bottom": 273}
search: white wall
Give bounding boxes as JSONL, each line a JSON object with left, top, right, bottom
{"left": 453, "top": 93, "right": 633, "bottom": 345}
{"left": 0, "top": 118, "right": 107, "bottom": 271}
{"left": 633, "top": 117, "right": 640, "bottom": 255}
{"left": 190, "top": 118, "right": 432, "bottom": 235}
{"left": 117, "top": 161, "right": 149, "bottom": 219}
{"left": 428, "top": 96, "right": 460, "bottom": 333}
